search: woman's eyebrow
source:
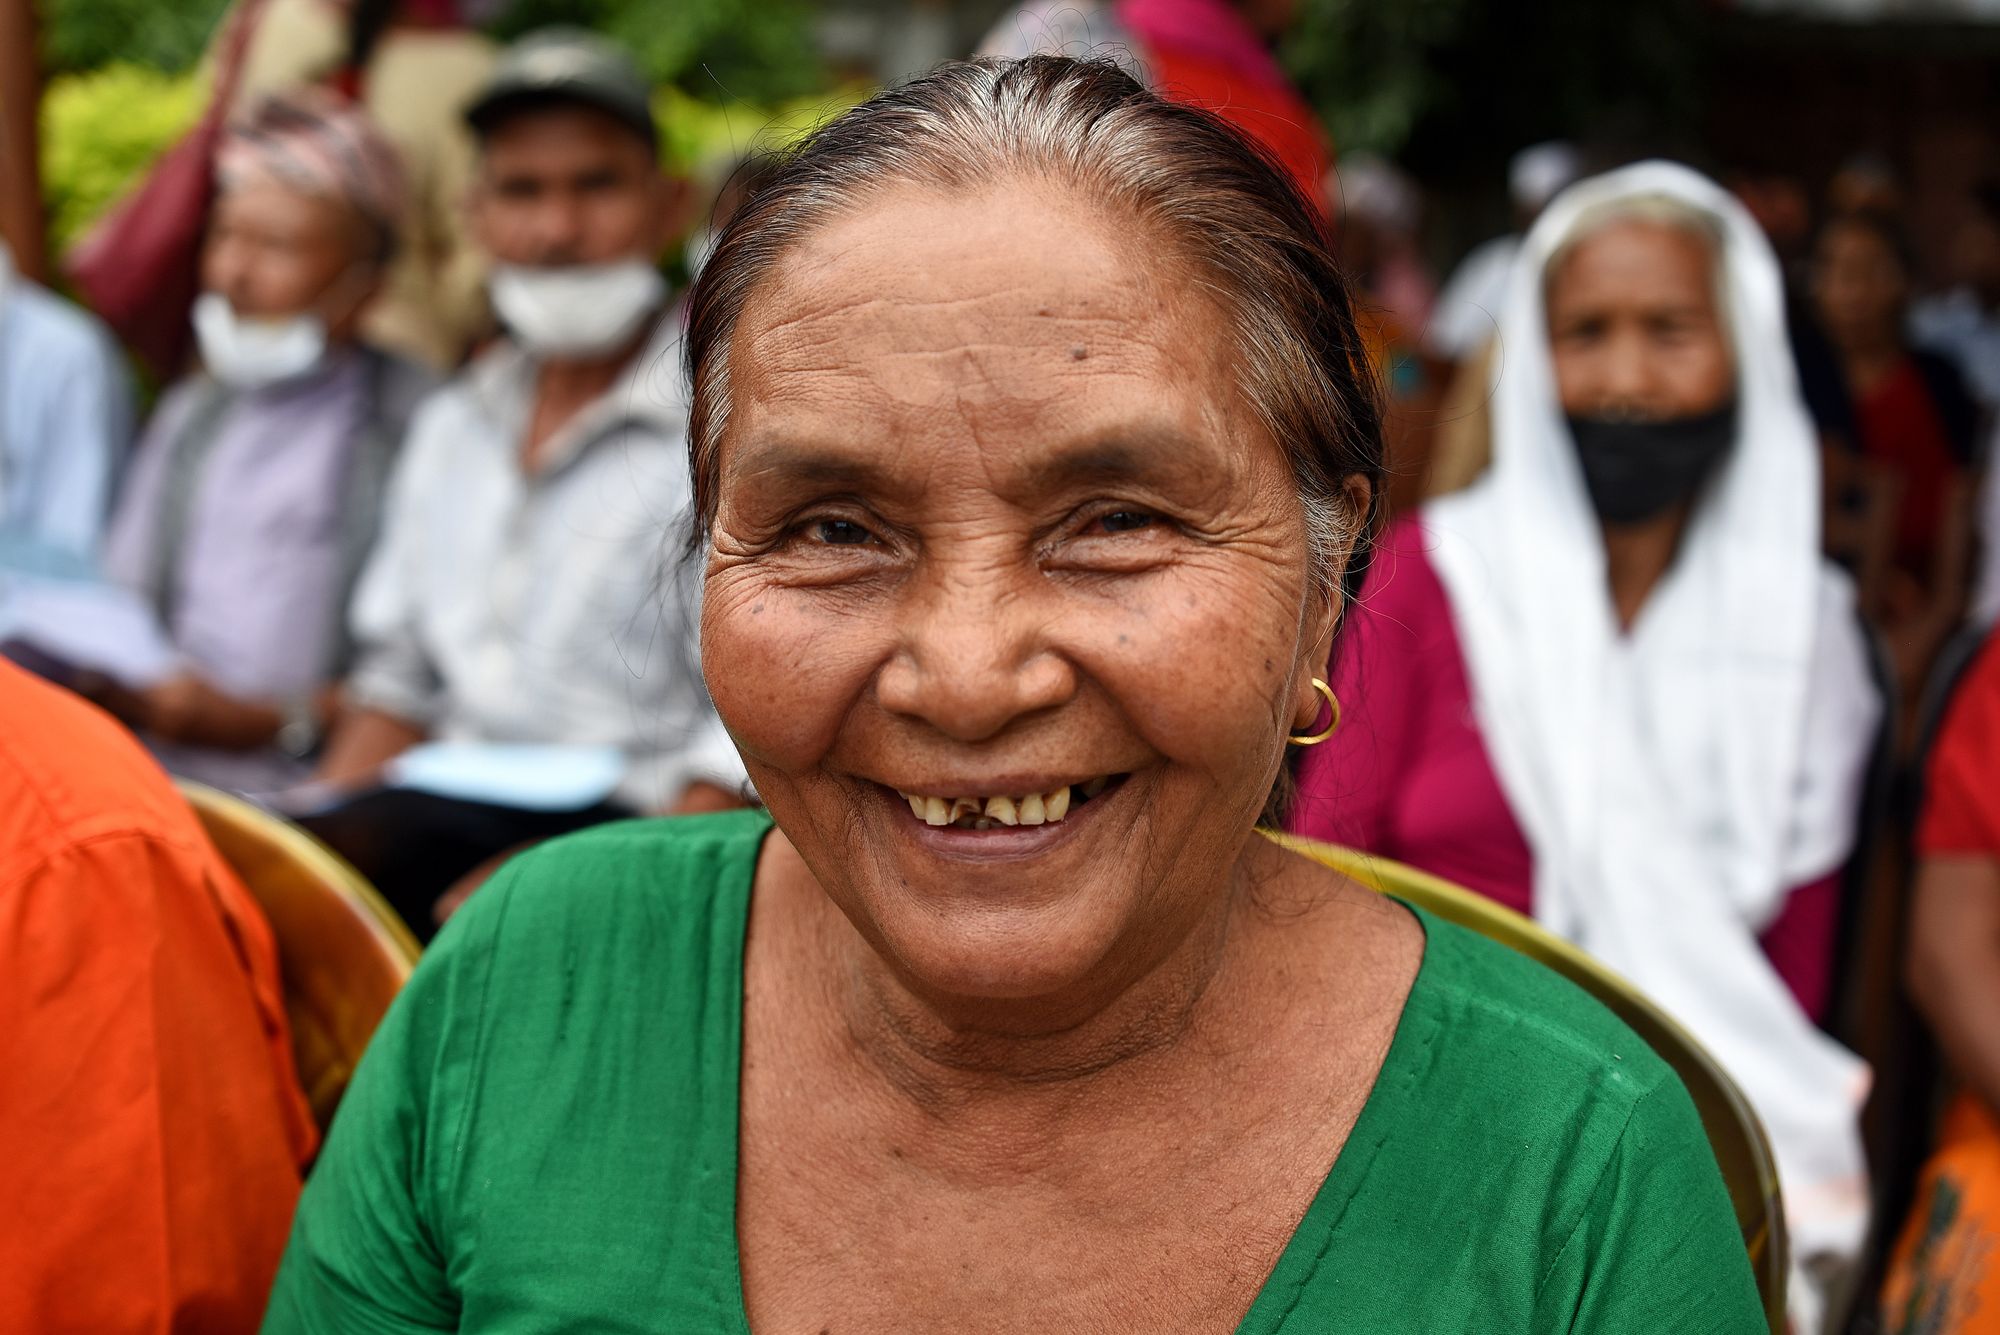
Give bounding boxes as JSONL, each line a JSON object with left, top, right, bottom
{"left": 728, "top": 426, "right": 1213, "bottom": 494}
{"left": 730, "top": 440, "right": 900, "bottom": 492}
{"left": 1027, "top": 429, "right": 1215, "bottom": 489}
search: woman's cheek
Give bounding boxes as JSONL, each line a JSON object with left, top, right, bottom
{"left": 702, "top": 578, "right": 887, "bottom": 772}
{"left": 1069, "top": 562, "right": 1300, "bottom": 769}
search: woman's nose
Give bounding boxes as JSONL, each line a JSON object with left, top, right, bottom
{"left": 526, "top": 195, "right": 589, "bottom": 265}
{"left": 1591, "top": 337, "right": 1668, "bottom": 419}
{"left": 874, "top": 574, "right": 1077, "bottom": 743}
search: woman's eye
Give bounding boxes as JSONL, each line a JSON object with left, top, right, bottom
{"left": 1092, "top": 510, "right": 1157, "bottom": 534}
{"left": 813, "top": 518, "right": 874, "bottom": 546}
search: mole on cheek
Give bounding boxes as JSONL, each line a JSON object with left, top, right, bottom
{"left": 1070, "top": 345, "right": 1088, "bottom": 360}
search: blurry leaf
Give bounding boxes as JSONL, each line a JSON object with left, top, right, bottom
{"left": 42, "top": 0, "right": 233, "bottom": 75}
{"left": 41, "top": 64, "right": 208, "bottom": 257}
{"left": 485, "top": 0, "right": 827, "bottom": 103}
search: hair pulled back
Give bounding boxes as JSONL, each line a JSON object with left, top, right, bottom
{"left": 683, "top": 55, "right": 1384, "bottom": 607}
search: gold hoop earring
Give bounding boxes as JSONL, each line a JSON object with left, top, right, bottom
{"left": 1288, "top": 678, "right": 1341, "bottom": 747}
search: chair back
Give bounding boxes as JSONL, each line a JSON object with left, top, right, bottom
{"left": 1265, "top": 832, "right": 1788, "bottom": 1334}
{"left": 180, "top": 782, "right": 421, "bottom": 1131}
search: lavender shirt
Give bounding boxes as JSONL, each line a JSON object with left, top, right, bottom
{"left": 103, "top": 354, "right": 376, "bottom": 790}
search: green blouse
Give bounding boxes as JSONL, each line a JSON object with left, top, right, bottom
{"left": 264, "top": 809, "right": 1764, "bottom": 1332}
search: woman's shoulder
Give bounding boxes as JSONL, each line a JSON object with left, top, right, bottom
{"left": 1403, "top": 904, "right": 1682, "bottom": 1097}
{"left": 1369, "top": 908, "right": 1757, "bottom": 1318}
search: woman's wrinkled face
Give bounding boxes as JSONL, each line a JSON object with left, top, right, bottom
{"left": 1547, "top": 218, "right": 1734, "bottom": 420}
{"left": 702, "top": 180, "right": 1339, "bottom": 1006}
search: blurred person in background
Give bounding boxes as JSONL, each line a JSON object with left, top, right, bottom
{"left": 1811, "top": 209, "right": 1980, "bottom": 675}
{"left": 977, "top": 0, "right": 1141, "bottom": 65}
{"left": 1886, "top": 627, "right": 2000, "bottom": 1332}
{"left": 1332, "top": 152, "right": 1439, "bottom": 513}
{"left": 234, "top": 0, "right": 498, "bottom": 369}
{"left": 1911, "top": 179, "right": 2000, "bottom": 413}
{"left": 0, "top": 236, "right": 133, "bottom": 572}
{"left": 0, "top": 658, "right": 314, "bottom": 1330}
{"left": 1332, "top": 151, "right": 1436, "bottom": 362}
{"left": 1426, "top": 140, "right": 1583, "bottom": 368}
{"left": 1828, "top": 152, "right": 1904, "bottom": 220}
{"left": 1290, "top": 163, "right": 1878, "bottom": 1328}
{"left": 97, "top": 91, "right": 434, "bottom": 796}
{"left": 1421, "top": 141, "right": 1584, "bottom": 499}
{"left": 305, "top": 28, "right": 743, "bottom": 936}
{"left": 1114, "top": 0, "right": 1331, "bottom": 210}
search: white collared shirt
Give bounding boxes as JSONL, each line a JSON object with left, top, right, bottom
{"left": 345, "top": 322, "right": 744, "bottom": 810}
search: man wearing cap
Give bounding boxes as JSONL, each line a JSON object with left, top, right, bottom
{"left": 94, "top": 90, "right": 435, "bottom": 793}
{"left": 308, "top": 28, "right": 744, "bottom": 935}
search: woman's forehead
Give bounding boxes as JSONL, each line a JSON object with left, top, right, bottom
{"left": 725, "top": 184, "right": 1240, "bottom": 454}
{"left": 739, "top": 183, "right": 1189, "bottom": 351}
{"left": 1548, "top": 217, "right": 1719, "bottom": 310}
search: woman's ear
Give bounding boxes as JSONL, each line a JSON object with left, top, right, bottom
{"left": 1295, "top": 474, "right": 1371, "bottom": 728}
{"left": 1304, "top": 473, "right": 1368, "bottom": 679}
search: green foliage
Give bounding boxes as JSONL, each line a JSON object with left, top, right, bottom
{"left": 1281, "top": 0, "right": 1470, "bottom": 160}
{"left": 653, "top": 84, "right": 870, "bottom": 177}
{"left": 40, "top": 64, "right": 207, "bottom": 256}
{"left": 1283, "top": 0, "right": 1707, "bottom": 165}
{"left": 32, "top": 0, "right": 849, "bottom": 259}
{"left": 41, "top": 0, "right": 233, "bottom": 76}
{"left": 488, "top": 0, "right": 827, "bottom": 104}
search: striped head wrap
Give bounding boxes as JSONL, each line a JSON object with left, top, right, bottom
{"left": 216, "top": 90, "right": 407, "bottom": 246}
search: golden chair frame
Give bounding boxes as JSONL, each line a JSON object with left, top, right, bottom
{"left": 180, "top": 781, "right": 421, "bottom": 1133}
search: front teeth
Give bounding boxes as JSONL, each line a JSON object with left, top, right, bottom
{"left": 897, "top": 780, "right": 1104, "bottom": 830}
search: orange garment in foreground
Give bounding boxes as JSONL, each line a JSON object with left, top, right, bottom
{"left": 0, "top": 660, "right": 315, "bottom": 1330}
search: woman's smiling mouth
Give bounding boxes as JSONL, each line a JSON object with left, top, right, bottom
{"left": 891, "top": 775, "right": 1125, "bottom": 830}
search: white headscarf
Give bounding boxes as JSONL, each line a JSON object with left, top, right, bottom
{"left": 1423, "top": 161, "right": 1878, "bottom": 1319}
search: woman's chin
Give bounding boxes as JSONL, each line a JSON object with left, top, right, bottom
{"left": 860, "top": 893, "right": 1138, "bottom": 1007}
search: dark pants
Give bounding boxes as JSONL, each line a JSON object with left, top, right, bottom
{"left": 300, "top": 789, "right": 631, "bottom": 940}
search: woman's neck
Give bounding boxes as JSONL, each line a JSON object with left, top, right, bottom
{"left": 522, "top": 335, "right": 644, "bottom": 469}
{"left": 1601, "top": 504, "right": 1693, "bottom": 632}
{"left": 1836, "top": 327, "right": 1904, "bottom": 394}
{"left": 765, "top": 831, "right": 1276, "bottom": 1110}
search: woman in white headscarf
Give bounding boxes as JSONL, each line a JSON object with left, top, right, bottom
{"left": 1291, "top": 161, "right": 1879, "bottom": 1327}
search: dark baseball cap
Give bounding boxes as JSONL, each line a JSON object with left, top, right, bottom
{"left": 465, "top": 27, "right": 657, "bottom": 149}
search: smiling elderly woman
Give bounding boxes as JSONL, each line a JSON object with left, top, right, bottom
{"left": 263, "top": 59, "right": 1764, "bottom": 1332}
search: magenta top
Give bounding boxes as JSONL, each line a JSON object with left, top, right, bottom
{"left": 1289, "top": 516, "right": 1841, "bottom": 1023}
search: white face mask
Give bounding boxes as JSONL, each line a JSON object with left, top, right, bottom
{"left": 193, "top": 292, "right": 330, "bottom": 390}
{"left": 488, "top": 259, "right": 667, "bottom": 359}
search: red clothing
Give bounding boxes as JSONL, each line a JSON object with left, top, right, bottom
{"left": 0, "top": 661, "right": 315, "bottom": 1330}
{"left": 1919, "top": 631, "right": 2000, "bottom": 855}
{"left": 1290, "top": 517, "right": 1843, "bottom": 1021}
{"left": 1856, "top": 357, "right": 1963, "bottom": 577}
{"left": 1116, "top": 0, "right": 1332, "bottom": 211}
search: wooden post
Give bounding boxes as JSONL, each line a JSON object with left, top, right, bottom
{"left": 0, "top": 0, "right": 47, "bottom": 282}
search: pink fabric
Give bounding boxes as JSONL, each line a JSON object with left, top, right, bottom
{"left": 1113, "top": 0, "right": 1332, "bottom": 212}
{"left": 1290, "top": 516, "right": 1840, "bottom": 1023}
{"left": 1115, "top": 0, "right": 1293, "bottom": 94}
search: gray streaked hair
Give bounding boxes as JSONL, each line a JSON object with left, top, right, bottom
{"left": 682, "top": 55, "right": 1383, "bottom": 607}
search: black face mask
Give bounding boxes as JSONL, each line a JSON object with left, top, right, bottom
{"left": 1565, "top": 399, "right": 1738, "bottom": 526}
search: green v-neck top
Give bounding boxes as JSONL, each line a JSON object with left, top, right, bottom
{"left": 264, "top": 809, "right": 1763, "bottom": 1332}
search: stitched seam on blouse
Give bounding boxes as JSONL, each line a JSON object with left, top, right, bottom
{"left": 1532, "top": 1085, "right": 1651, "bottom": 1307}
{"left": 1262, "top": 911, "right": 1440, "bottom": 1332}
{"left": 432, "top": 863, "right": 518, "bottom": 1260}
